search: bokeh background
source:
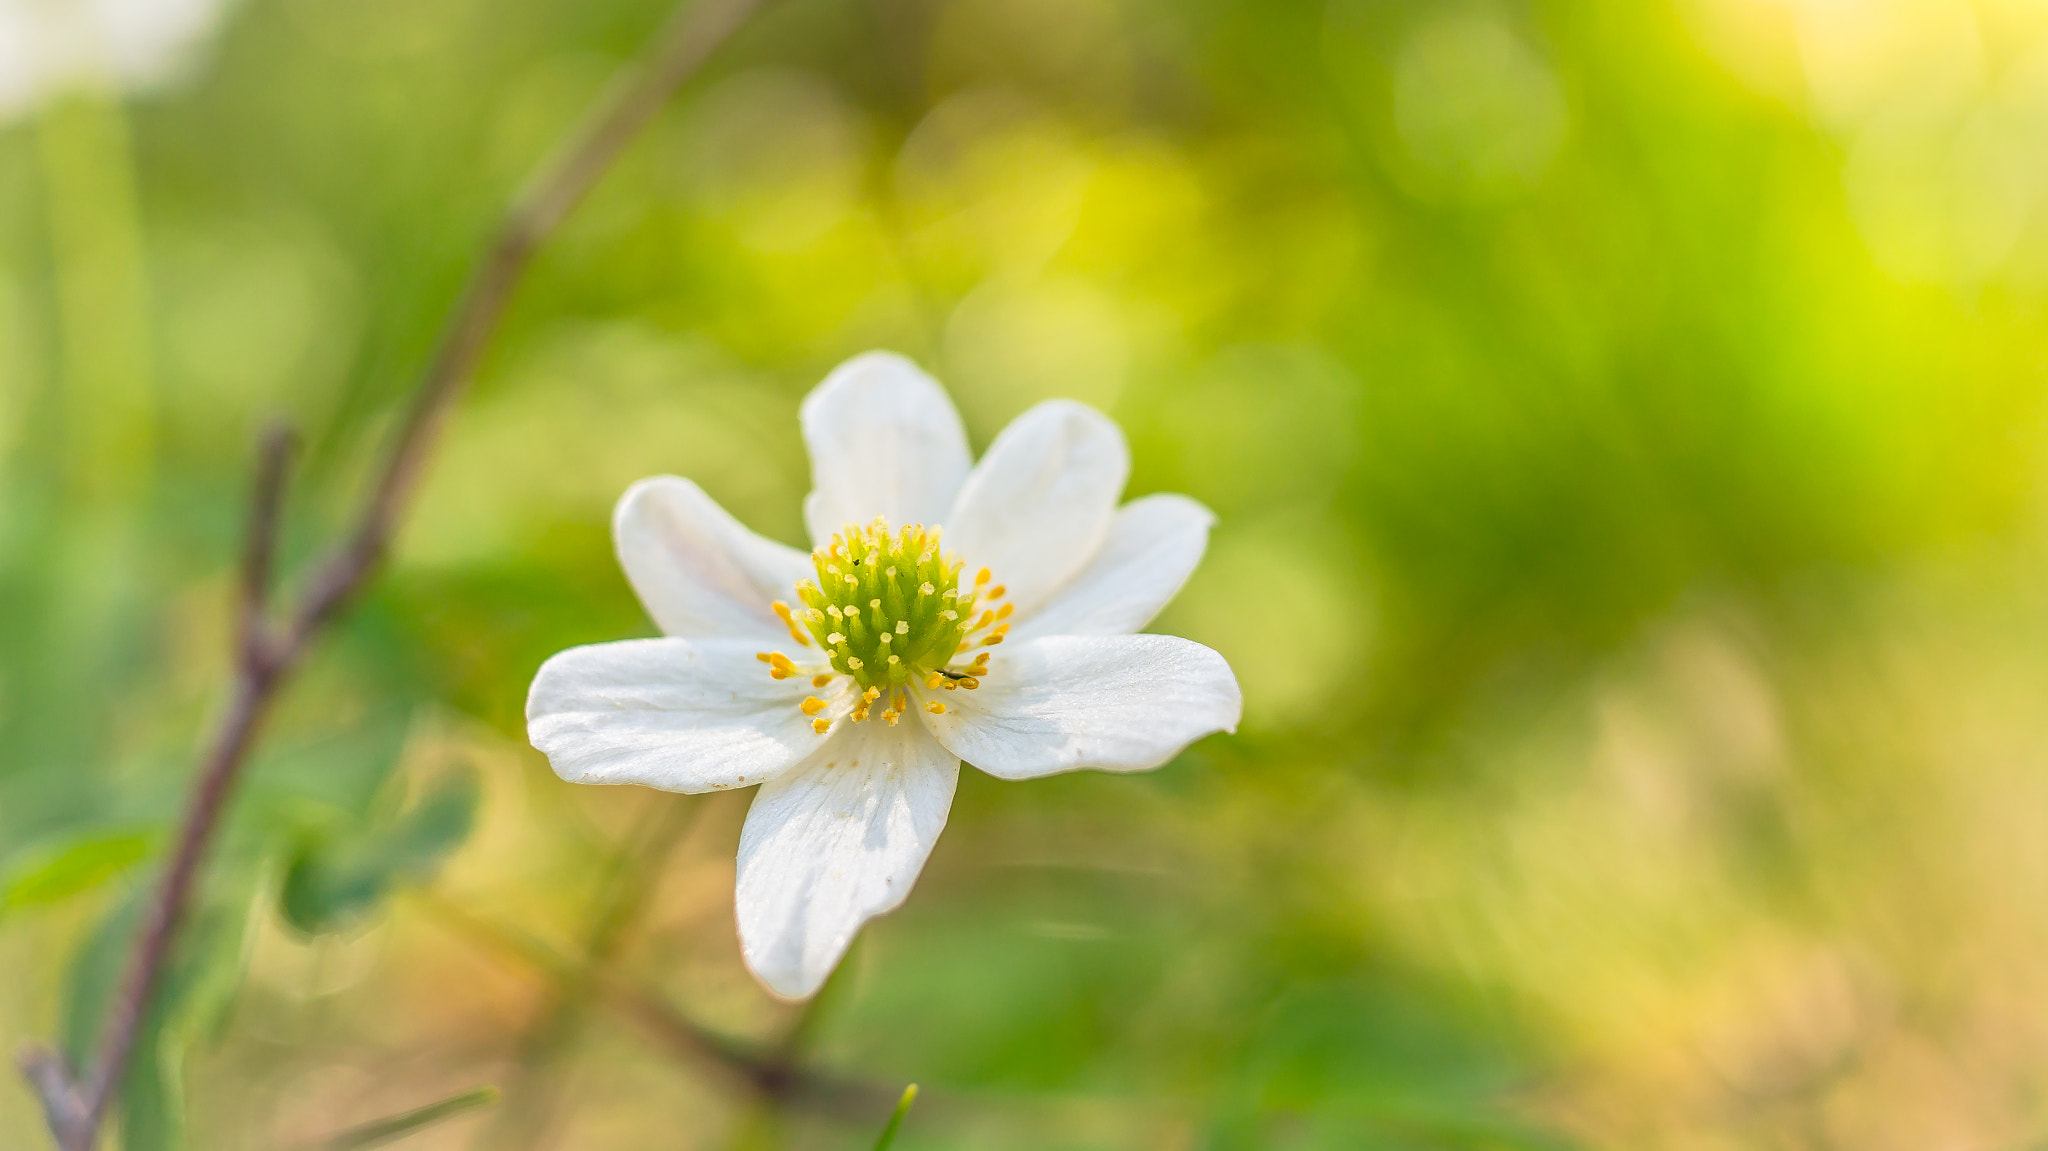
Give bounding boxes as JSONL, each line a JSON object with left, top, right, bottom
{"left": 6, "top": 0, "right": 2048, "bottom": 1146}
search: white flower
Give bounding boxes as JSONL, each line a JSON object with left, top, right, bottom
{"left": 0, "top": 0, "right": 232, "bottom": 122}
{"left": 527, "top": 352, "right": 1241, "bottom": 998}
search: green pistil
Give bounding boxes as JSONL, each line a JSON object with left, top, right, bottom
{"left": 794, "top": 519, "right": 977, "bottom": 692}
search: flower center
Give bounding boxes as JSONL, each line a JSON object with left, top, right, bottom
{"left": 757, "top": 517, "right": 1011, "bottom": 734}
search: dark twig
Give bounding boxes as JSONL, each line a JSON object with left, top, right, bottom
{"left": 17, "top": 2, "right": 769, "bottom": 1147}
{"left": 18, "top": 1048, "right": 87, "bottom": 1149}
{"left": 285, "top": 0, "right": 767, "bottom": 649}
{"left": 408, "top": 891, "right": 889, "bottom": 1117}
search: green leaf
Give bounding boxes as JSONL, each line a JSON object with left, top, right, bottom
{"left": 60, "top": 877, "right": 255, "bottom": 1151}
{"left": 280, "top": 769, "right": 479, "bottom": 936}
{"left": 871, "top": 1084, "right": 917, "bottom": 1151}
{"left": 0, "top": 826, "right": 156, "bottom": 916}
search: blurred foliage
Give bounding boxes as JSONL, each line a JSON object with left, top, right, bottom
{"left": 7, "top": 0, "right": 2048, "bottom": 1147}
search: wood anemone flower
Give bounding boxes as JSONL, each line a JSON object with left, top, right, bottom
{"left": 526, "top": 351, "right": 1241, "bottom": 998}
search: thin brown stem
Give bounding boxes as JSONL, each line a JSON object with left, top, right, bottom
{"left": 408, "top": 889, "right": 888, "bottom": 1116}
{"left": 288, "top": 0, "right": 767, "bottom": 646}
{"left": 18, "top": 2, "right": 770, "bottom": 1146}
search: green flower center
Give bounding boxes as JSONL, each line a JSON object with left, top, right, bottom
{"left": 758, "top": 518, "right": 1011, "bottom": 733}
{"left": 800, "top": 519, "right": 975, "bottom": 688}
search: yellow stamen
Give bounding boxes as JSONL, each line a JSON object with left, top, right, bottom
{"left": 772, "top": 601, "right": 811, "bottom": 646}
{"left": 812, "top": 717, "right": 831, "bottom": 734}
{"left": 800, "top": 697, "right": 826, "bottom": 715}
{"left": 974, "top": 568, "right": 991, "bottom": 586}
{"left": 925, "top": 700, "right": 946, "bottom": 714}
{"left": 985, "top": 584, "right": 1005, "bottom": 601}
{"left": 812, "top": 674, "right": 834, "bottom": 688}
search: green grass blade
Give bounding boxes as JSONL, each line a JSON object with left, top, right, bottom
{"left": 311, "top": 1085, "right": 500, "bottom": 1151}
{"left": 870, "top": 1084, "right": 918, "bottom": 1151}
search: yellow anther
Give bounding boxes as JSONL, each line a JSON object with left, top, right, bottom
{"left": 758, "top": 651, "right": 798, "bottom": 679}
{"left": 772, "top": 601, "right": 811, "bottom": 646}
{"left": 972, "top": 611, "right": 995, "bottom": 631}
{"left": 925, "top": 700, "right": 946, "bottom": 714}
{"left": 985, "top": 584, "right": 1006, "bottom": 601}
{"left": 812, "top": 717, "right": 832, "bottom": 734}
{"left": 925, "top": 672, "right": 945, "bottom": 689}
{"left": 885, "top": 710, "right": 901, "bottom": 726}
{"left": 959, "top": 676, "right": 979, "bottom": 690}
{"left": 975, "top": 568, "right": 991, "bottom": 586}
{"left": 994, "top": 602, "right": 1013, "bottom": 621}
{"left": 864, "top": 686, "right": 881, "bottom": 701}
{"left": 800, "top": 697, "right": 827, "bottom": 715}
{"left": 942, "top": 679, "right": 958, "bottom": 691}
{"left": 812, "top": 674, "right": 834, "bottom": 688}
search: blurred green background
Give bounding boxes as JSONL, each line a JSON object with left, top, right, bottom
{"left": 7, "top": 0, "right": 2048, "bottom": 1146}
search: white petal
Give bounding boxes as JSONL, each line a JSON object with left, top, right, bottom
{"left": 944, "top": 400, "right": 1129, "bottom": 617}
{"left": 735, "top": 720, "right": 959, "bottom": 998}
{"left": 614, "top": 476, "right": 812, "bottom": 641}
{"left": 922, "top": 635, "right": 1239, "bottom": 781}
{"left": 527, "top": 638, "right": 821, "bottom": 793}
{"left": 800, "top": 352, "right": 972, "bottom": 545}
{"left": 1012, "top": 494, "right": 1215, "bottom": 641}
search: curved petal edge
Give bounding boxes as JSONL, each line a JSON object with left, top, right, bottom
{"left": 922, "top": 634, "right": 1241, "bottom": 781}
{"left": 800, "top": 352, "right": 972, "bottom": 546}
{"left": 1013, "top": 493, "right": 1216, "bottom": 640}
{"left": 527, "top": 637, "right": 819, "bottom": 793}
{"left": 614, "top": 476, "right": 812, "bottom": 641}
{"left": 735, "top": 721, "right": 959, "bottom": 998}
